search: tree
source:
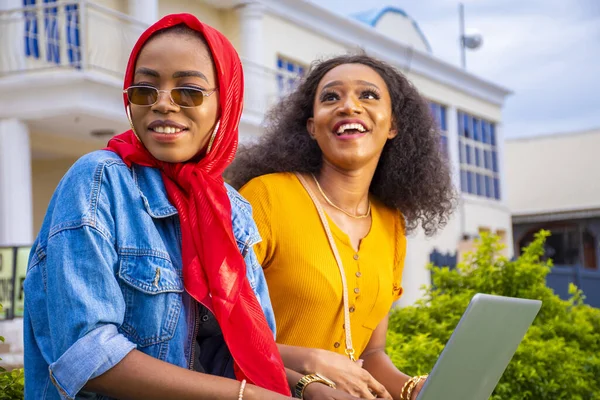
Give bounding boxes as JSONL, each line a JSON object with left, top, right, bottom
{"left": 387, "top": 231, "right": 600, "bottom": 400}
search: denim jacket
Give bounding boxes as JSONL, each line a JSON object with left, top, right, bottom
{"left": 23, "top": 150, "right": 275, "bottom": 400}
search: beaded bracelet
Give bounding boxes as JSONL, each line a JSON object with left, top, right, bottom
{"left": 238, "top": 379, "right": 247, "bottom": 400}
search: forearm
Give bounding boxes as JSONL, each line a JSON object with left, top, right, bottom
{"left": 362, "top": 350, "right": 410, "bottom": 400}
{"left": 85, "top": 349, "right": 287, "bottom": 400}
{"left": 278, "top": 343, "right": 318, "bottom": 374}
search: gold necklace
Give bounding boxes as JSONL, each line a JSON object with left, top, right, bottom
{"left": 311, "top": 174, "right": 371, "bottom": 219}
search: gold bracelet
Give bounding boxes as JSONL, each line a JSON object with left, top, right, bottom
{"left": 238, "top": 379, "right": 247, "bottom": 400}
{"left": 400, "top": 376, "right": 416, "bottom": 400}
{"left": 405, "top": 375, "right": 428, "bottom": 400}
{"left": 400, "top": 375, "right": 427, "bottom": 400}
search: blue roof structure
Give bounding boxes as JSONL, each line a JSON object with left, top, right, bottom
{"left": 351, "top": 6, "right": 432, "bottom": 53}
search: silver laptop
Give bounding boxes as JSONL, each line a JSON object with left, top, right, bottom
{"left": 417, "top": 293, "right": 541, "bottom": 400}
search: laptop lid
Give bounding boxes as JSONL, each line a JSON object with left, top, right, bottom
{"left": 416, "top": 293, "right": 542, "bottom": 400}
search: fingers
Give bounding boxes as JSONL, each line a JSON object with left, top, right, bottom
{"left": 362, "top": 372, "right": 391, "bottom": 400}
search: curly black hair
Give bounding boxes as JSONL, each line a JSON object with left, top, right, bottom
{"left": 226, "top": 54, "right": 456, "bottom": 236}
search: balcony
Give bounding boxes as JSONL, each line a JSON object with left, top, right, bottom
{"left": 0, "top": 1, "right": 301, "bottom": 146}
{"left": 0, "top": 1, "right": 145, "bottom": 79}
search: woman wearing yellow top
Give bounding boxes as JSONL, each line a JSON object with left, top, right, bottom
{"left": 227, "top": 54, "right": 455, "bottom": 400}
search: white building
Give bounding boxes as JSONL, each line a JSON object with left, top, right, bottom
{"left": 0, "top": 0, "right": 512, "bottom": 362}
{"left": 506, "top": 128, "right": 600, "bottom": 269}
{"left": 505, "top": 128, "right": 600, "bottom": 308}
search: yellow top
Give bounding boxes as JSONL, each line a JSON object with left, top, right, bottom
{"left": 240, "top": 172, "right": 406, "bottom": 356}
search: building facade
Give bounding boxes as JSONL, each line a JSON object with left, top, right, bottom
{"left": 506, "top": 128, "right": 600, "bottom": 307}
{"left": 0, "top": 0, "right": 512, "bottom": 362}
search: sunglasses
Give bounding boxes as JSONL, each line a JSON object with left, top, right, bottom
{"left": 123, "top": 85, "right": 217, "bottom": 108}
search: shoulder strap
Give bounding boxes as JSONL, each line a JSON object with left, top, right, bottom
{"left": 295, "top": 172, "right": 356, "bottom": 361}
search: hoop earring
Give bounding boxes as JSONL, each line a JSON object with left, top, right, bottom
{"left": 206, "top": 120, "right": 220, "bottom": 154}
{"left": 126, "top": 105, "right": 141, "bottom": 142}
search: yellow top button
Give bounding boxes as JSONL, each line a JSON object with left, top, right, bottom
{"left": 354, "top": 288, "right": 360, "bottom": 294}
{"left": 355, "top": 271, "right": 362, "bottom": 277}
{"left": 353, "top": 254, "right": 359, "bottom": 260}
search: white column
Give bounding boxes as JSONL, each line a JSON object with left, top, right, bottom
{"left": 446, "top": 106, "right": 461, "bottom": 191}
{"left": 495, "top": 123, "right": 508, "bottom": 205}
{"left": 128, "top": 0, "right": 158, "bottom": 25}
{"left": 0, "top": 119, "right": 33, "bottom": 246}
{"left": 0, "top": 0, "right": 26, "bottom": 74}
{"left": 235, "top": 1, "right": 266, "bottom": 115}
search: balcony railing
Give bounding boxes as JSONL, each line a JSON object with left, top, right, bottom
{"left": 0, "top": 1, "right": 302, "bottom": 118}
{"left": 0, "top": 1, "right": 147, "bottom": 78}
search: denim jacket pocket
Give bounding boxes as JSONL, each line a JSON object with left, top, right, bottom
{"left": 117, "top": 253, "right": 184, "bottom": 347}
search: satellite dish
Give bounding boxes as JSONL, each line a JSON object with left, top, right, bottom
{"left": 462, "top": 28, "right": 483, "bottom": 50}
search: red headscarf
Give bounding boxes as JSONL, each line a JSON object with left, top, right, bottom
{"left": 106, "top": 14, "right": 289, "bottom": 395}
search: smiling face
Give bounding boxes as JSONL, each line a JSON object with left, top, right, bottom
{"left": 306, "top": 63, "right": 397, "bottom": 171}
{"left": 128, "top": 30, "right": 219, "bottom": 163}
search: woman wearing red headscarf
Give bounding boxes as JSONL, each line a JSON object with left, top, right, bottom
{"left": 23, "top": 14, "right": 359, "bottom": 400}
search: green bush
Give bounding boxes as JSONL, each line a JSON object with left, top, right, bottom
{"left": 0, "top": 304, "right": 24, "bottom": 400}
{"left": 387, "top": 231, "right": 600, "bottom": 400}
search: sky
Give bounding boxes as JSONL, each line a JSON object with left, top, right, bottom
{"left": 313, "top": 0, "right": 600, "bottom": 139}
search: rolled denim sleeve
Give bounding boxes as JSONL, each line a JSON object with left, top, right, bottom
{"left": 49, "top": 324, "right": 135, "bottom": 399}
{"left": 27, "top": 224, "right": 136, "bottom": 399}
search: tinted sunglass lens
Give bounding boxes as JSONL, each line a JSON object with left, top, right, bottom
{"left": 128, "top": 87, "right": 157, "bottom": 106}
{"left": 172, "top": 88, "right": 204, "bottom": 107}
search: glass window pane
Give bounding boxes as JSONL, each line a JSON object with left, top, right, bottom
{"left": 492, "top": 151, "right": 498, "bottom": 172}
{"left": 277, "top": 57, "right": 283, "bottom": 69}
{"left": 459, "top": 142, "right": 464, "bottom": 163}
{"left": 483, "top": 150, "right": 490, "bottom": 169}
{"left": 481, "top": 121, "right": 488, "bottom": 144}
{"left": 464, "top": 114, "right": 471, "bottom": 138}
{"left": 461, "top": 170, "right": 468, "bottom": 192}
{"left": 466, "top": 144, "right": 471, "bottom": 164}
{"left": 287, "top": 62, "right": 294, "bottom": 72}
{"left": 476, "top": 173, "right": 484, "bottom": 196}
{"left": 494, "top": 178, "right": 501, "bottom": 200}
{"left": 467, "top": 171, "right": 474, "bottom": 194}
{"left": 440, "top": 106, "right": 447, "bottom": 131}
{"left": 485, "top": 175, "right": 493, "bottom": 198}
{"left": 475, "top": 148, "right": 481, "bottom": 167}
{"left": 473, "top": 118, "right": 480, "bottom": 141}
{"left": 490, "top": 124, "right": 496, "bottom": 146}
{"left": 458, "top": 111, "right": 463, "bottom": 136}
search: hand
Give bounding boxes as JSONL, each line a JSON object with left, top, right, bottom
{"left": 309, "top": 349, "right": 391, "bottom": 399}
{"left": 303, "top": 382, "right": 370, "bottom": 400}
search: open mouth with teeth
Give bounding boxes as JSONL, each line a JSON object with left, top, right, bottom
{"left": 150, "top": 126, "right": 186, "bottom": 134}
{"left": 335, "top": 123, "right": 368, "bottom": 136}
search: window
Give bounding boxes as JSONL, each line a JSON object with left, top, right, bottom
{"left": 458, "top": 110, "right": 500, "bottom": 200}
{"left": 44, "top": 0, "right": 60, "bottom": 64}
{"left": 24, "top": 0, "right": 40, "bottom": 58}
{"left": 65, "top": 3, "right": 81, "bottom": 67}
{"left": 276, "top": 55, "right": 306, "bottom": 95}
{"left": 429, "top": 101, "right": 448, "bottom": 156}
{"left": 23, "top": 1, "right": 81, "bottom": 67}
